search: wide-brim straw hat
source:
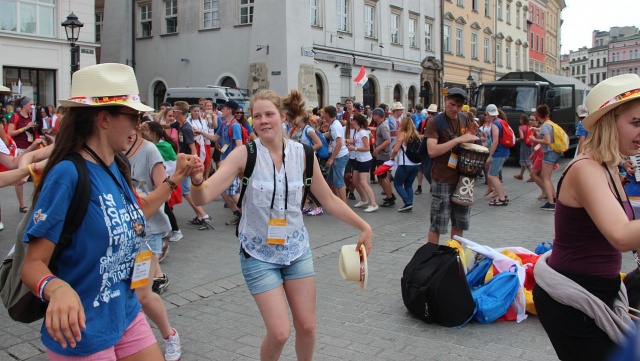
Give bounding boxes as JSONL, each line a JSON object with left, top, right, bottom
{"left": 0, "top": 85, "right": 10, "bottom": 93}
{"left": 339, "top": 244, "right": 368, "bottom": 291}
{"left": 582, "top": 74, "right": 640, "bottom": 132}
{"left": 427, "top": 104, "right": 438, "bottom": 113}
{"left": 391, "top": 102, "right": 405, "bottom": 111}
{"left": 59, "top": 63, "right": 154, "bottom": 112}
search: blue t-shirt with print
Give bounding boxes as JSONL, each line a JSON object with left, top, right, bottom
{"left": 576, "top": 121, "right": 589, "bottom": 137}
{"left": 215, "top": 120, "right": 243, "bottom": 160}
{"left": 24, "top": 159, "right": 144, "bottom": 356}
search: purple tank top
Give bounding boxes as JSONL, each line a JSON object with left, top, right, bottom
{"left": 547, "top": 199, "right": 633, "bottom": 278}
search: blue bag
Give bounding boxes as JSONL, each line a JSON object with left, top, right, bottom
{"left": 466, "top": 257, "right": 493, "bottom": 289}
{"left": 534, "top": 242, "right": 553, "bottom": 255}
{"left": 472, "top": 269, "right": 519, "bottom": 324}
{"left": 303, "top": 125, "right": 330, "bottom": 159}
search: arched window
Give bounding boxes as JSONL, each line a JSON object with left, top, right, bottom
{"left": 393, "top": 84, "right": 403, "bottom": 103}
{"left": 220, "top": 76, "right": 236, "bottom": 88}
{"left": 153, "top": 81, "right": 167, "bottom": 110}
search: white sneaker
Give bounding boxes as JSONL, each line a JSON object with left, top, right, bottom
{"left": 169, "top": 230, "right": 183, "bottom": 242}
{"left": 164, "top": 328, "right": 182, "bottom": 361}
{"left": 0, "top": 221, "right": 4, "bottom": 231}
{"left": 353, "top": 201, "right": 369, "bottom": 208}
{"left": 363, "top": 205, "right": 379, "bottom": 213}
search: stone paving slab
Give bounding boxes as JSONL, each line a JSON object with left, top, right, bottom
{"left": 1, "top": 161, "right": 637, "bottom": 360}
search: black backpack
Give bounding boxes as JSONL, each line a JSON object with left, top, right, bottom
{"left": 401, "top": 242, "right": 476, "bottom": 327}
{"left": 402, "top": 135, "right": 422, "bottom": 164}
{"left": 235, "top": 141, "right": 315, "bottom": 236}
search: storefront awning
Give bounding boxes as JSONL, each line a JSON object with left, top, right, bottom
{"left": 314, "top": 50, "right": 353, "bottom": 65}
{"left": 353, "top": 56, "right": 392, "bottom": 70}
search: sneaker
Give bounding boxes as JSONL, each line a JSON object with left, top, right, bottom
{"left": 153, "top": 273, "right": 170, "bottom": 295}
{"left": 159, "top": 242, "right": 170, "bottom": 262}
{"left": 169, "top": 230, "right": 183, "bottom": 242}
{"left": 398, "top": 204, "right": 413, "bottom": 212}
{"left": 302, "top": 205, "right": 313, "bottom": 214}
{"left": 363, "top": 205, "right": 379, "bottom": 213}
{"left": 541, "top": 202, "right": 556, "bottom": 211}
{"left": 353, "top": 200, "right": 369, "bottom": 208}
{"left": 0, "top": 221, "right": 3, "bottom": 231}
{"left": 414, "top": 187, "right": 422, "bottom": 195}
{"left": 187, "top": 215, "right": 211, "bottom": 225}
{"left": 307, "top": 207, "right": 324, "bottom": 216}
{"left": 380, "top": 199, "right": 395, "bottom": 207}
{"left": 226, "top": 215, "right": 240, "bottom": 225}
{"left": 348, "top": 192, "right": 356, "bottom": 200}
{"left": 164, "top": 328, "right": 182, "bottom": 361}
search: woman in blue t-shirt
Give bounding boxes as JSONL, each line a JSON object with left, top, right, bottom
{"left": 21, "top": 64, "right": 196, "bottom": 360}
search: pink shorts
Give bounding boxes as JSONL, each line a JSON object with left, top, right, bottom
{"left": 46, "top": 312, "right": 157, "bottom": 361}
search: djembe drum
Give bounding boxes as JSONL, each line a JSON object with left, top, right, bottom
{"left": 451, "top": 143, "right": 490, "bottom": 206}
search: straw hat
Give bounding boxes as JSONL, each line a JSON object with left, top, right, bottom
{"left": 0, "top": 85, "right": 10, "bottom": 93}
{"left": 427, "top": 104, "right": 438, "bottom": 113}
{"left": 59, "top": 63, "right": 154, "bottom": 112}
{"left": 391, "top": 102, "right": 404, "bottom": 111}
{"left": 582, "top": 74, "right": 640, "bottom": 132}
{"left": 339, "top": 244, "right": 368, "bottom": 291}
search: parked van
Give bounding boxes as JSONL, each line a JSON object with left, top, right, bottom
{"left": 164, "top": 86, "right": 251, "bottom": 110}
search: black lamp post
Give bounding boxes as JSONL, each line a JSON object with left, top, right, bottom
{"left": 466, "top": 74, "right": 476, "bottom": 106}
{"left": 62, "top": 12, "right": 84, "bottom": 76}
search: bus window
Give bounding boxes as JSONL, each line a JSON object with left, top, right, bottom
{"left": 477, "top": 85, "right": 538, "bottom": 112}
{"left": 552, "top": 86, "right": 573, "bottom": 110}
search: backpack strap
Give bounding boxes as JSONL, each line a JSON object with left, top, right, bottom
{"left": 301, "top": 144, "right": 314, "bottom": 211}
{"left": 236, "top": 140, "right": 257, "bottom": 209}
{"left": 48, "top": 152, "right": 91, "bottom": 273}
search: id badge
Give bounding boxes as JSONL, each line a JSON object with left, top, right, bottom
{"left": 448, "top": 153, "right": 459, "bottom": 169}
{"left": 27, "top": 132, "right": 34, "bottom": 142}
{"left": 130, "top": 249, "right": 152, "bottom": 289}
{"left": 221, "top": 143, "right": 229, "bottom": 153}
{"left": 267, "top": 218, "right": 287, "bottom": 245}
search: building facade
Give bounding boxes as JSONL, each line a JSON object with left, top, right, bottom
{"left": 527, "top": 0, "right": 545, "bottom": 73}
{"left": 568, "top": 47, "right": 588, "bottom": 84}
{"left": 0, "top": 0, "right": 98, "bottom": 107}
{"left": 544, "top": 0, "right": 564, "bottom": 75}
{"left": 587, "top": 46, "right": 607, "bottom": 86}
{"left": 608, "top": 32, "right": 640, "bottom": 78}
{"left": 99, "top": 0, "right": 441, "bottom": 110}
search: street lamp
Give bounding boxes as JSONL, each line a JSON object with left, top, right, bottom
{"left": 61, "top": 12, "right": 84, "bottom": 76}
{"left": 466, "top": 74, "right": 476, "bottom": 106}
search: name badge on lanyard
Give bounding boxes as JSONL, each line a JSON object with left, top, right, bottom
{"left": 266, "top": 142, "right": 289, "bottom": 245}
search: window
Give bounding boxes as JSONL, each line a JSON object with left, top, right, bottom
{"left": 95, "top": 11, "right": 103, "bottom": 43}
{"left": 164, "top": 0, "right": 177, "bottom": 33}
{"left": 596, "top": 58, "right": 600, "bottom": 67}
{"left": 239, "top": 0, "right": 254, "bottom": 25}
{"left": 484, "top": 0, "right": 490, "bottom": 17}
{"left": 140, "top": 3, "right": 152, "bottom": 37}
{"left": 541, "top": 37, "right": 543, "bottom": 53}
{"left": 364, "top": 4, "right": 374, "bottom": 37}
{"left": 582, "top": 64, "right": 586, "bottom": 74}
{"left": 497, "top": 0, "right": 502, "bottom": 20}
{"left": 337, "top": 0, "right": 349, "bottom": 32}
{"left": 443, "top": 25, "right": 451, "bottom": 53}
{"left": 506, "top": 45, "right": 511, "bottom": 68}
{"left": 516, "top": 48, "right": 521, "bottom": 70}
{"left": 506, "top": 4, "right": 510, "bottom": 23}
{"left": 425, "top": 22, "right": 432, "bottom": 51}
{"left": 535, "top": 9, "right": 539, "bottom": 25}
{"left": 203, "top": 0, "right": 219, "bottom": 29}
{"left": 390, "top": 12, "right": 400, "bottom": 44}
{"left": 0, "top": 0, "right": 56, "bottom": 37}
{"left": 496, "top": 42, "right": 502, "bottom": 66}
{"left": 456, "top": 28, "right": 463, "bottom": 55}
{"left": 541, "top": 13, "right": 544, "bottom": 27}
{"left": 531, "top": 33, "right": 534, "bottom": 49}
{"left": 457, "top": 0, "right": 463, "bottom": 6}
{"left": 516, "top": 8, "right": 520, "bottom": 28}
{"left": 310, "top": 0, "right": 319, "bottom": 26}
{"left": 471, "top": 33, "right": 478, "bottom": 59}
{"left": 409, "top": 18, "right": 417, "bottom": 48}
{"left": 484, "top": 37, "right": 490, "bottom": 62}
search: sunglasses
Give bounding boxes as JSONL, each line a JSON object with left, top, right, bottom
{"left": 116, "top": 111, "right": 144, "bottom": 123}
{"left": 235, "top": 111, "right": 244, "bottom": 115}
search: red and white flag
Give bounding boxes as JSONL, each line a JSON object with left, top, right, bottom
{"left": 353, "top": 65, "right": 368, "bottom": 86}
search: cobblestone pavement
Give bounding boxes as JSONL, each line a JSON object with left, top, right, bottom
{"left": 0, "top": 161, "right": 637, "bottom": 360}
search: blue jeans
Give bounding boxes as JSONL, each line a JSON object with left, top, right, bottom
{"left": 393, "top": 165, "right": 420, "bottom": 205}
{"left": 327, "top": 154, "right": 349, "bottom": 189}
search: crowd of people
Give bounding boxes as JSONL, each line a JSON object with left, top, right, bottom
{"left": 2, "top": 63, "right": 640, "bottom": 361}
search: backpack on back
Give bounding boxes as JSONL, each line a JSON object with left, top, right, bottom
{"left": 494, "top": 119, "right": 516, "bottom": 148}
{"left": 402, "top": 135, "right": 422, "bottom": 164}
{"left": 472, "top": 269, "right": 519, "bottom": 324}
{"left": 303, "top": 125, "right": 330, "bottom": 160}
{"left": 401, "top": 242, "right": 476, "bottom": 327}
{"left": 546, "top": 120, "right": 569, "bottom": 154}
{"left": 228, "top": 119, "right": 250, "bottom": 145}
{"left": 0, "top": 153, "right": 91, "bottom": 323}
{"left": 523, "top": 125, "right": 534, "bottom": 147}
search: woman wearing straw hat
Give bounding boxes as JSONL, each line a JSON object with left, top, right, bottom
{"left": 21, "top": 63, "right": 197, "bottom": 360}
{"left": 190, "top": 89, "right": 373, "bottom": 360}
{"left": 533, "top": 74, "right": 640, "bottom": 361}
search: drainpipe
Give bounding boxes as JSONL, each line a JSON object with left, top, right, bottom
{"left": 440, "top": 0, "right": 445, "bottom": 109}
{"left": 131, "top": 1, "right": 136, "bottom": 70}
{"left": 494, "top": 2, "right": 497, "bottom": 80}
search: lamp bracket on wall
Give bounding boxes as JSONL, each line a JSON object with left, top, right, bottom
{"left": 256, "top": 45, "right": 270, "bottom": 55}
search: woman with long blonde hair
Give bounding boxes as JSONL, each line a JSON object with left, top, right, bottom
{"left": 390, "top": 117, "right": 421, "bottom": 212}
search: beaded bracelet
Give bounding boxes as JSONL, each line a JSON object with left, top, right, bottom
{"left": 39, "top": 276, "right": 58, "bottom": 303}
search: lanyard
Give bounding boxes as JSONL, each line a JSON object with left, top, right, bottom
{"left": 270, "top": 141, "right": 288, "bottom": 211}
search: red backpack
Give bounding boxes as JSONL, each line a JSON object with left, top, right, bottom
{"left": 494, "top": 119, "right": 516, "bottom": 148}
{"left": 227, "top": 119, "right": 250, "bottom": 145}
{"left": 523, "top": 125, "right": 534, "bottom": 147}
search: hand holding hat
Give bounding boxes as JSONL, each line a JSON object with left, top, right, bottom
{"left": 339, "top": 244, "right": 369, "bottom": 291}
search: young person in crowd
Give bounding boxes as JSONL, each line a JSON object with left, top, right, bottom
{"left": 347, "top": 113, "right": 378, "bottom": 212}
{"left": 390, "top": 116, "right": 421, "bottom": 212}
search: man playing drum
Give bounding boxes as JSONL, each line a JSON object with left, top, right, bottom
{"left": 424, "top": 88, "right": 479, "bottom": 244}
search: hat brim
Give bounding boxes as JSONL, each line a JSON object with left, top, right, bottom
{"left": 582, "top": 93, "right": 640, "bottom": 132}
{"left": 359, "top": 244, "right": 368, "bottom": 291}
{"left": 0, "top": 85, "right": 10, "bottom": 93}
{"left": 58, "top": 99, "right": 154, "bottom": 112}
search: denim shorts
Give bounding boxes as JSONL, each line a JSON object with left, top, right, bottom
{"left": 143, "top": 233, "right": 163, "bottom": 254}
{"left": 240, "top": 247, "right": 315, "bottom": 295}
{"left": 327, "top": 154, "right": 349, "bottom": 189}
{"left": 181, "top": 175, "right": 191, "bottom": 195}
{"left": 543, "top": 150, "right": 561, "bottom": 165}
{"left": 488, "top": 156, "right": 508, "bottom": 176}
